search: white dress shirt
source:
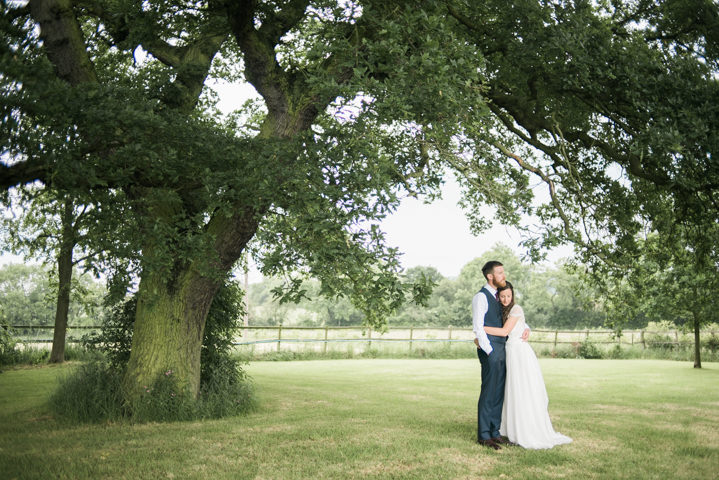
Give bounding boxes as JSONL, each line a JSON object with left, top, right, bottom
{"left": 472, "top": 284, "right": 495, "bottom": 354}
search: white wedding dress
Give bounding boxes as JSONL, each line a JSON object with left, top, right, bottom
{"left": 500, "top": 305, "right": 572, "bottom": 449}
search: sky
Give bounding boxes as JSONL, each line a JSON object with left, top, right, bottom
{"left": 1, "top": 81, "right": 574, "bottom": 283}
{"left": 379, "top": 178, "right": 564, "bottom": 278}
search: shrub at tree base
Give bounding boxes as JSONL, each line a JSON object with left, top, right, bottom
{"left": 52, "top": 281, "right": 255, "bottom": 423}
{"left": 50, "top": 361, "right": 126, "bottom": 423}
{"left": 131, "top": 369, "right": 197, "bottom": 422}
{"left": 578, "top": 339, "right": 603, "bottom": 359}
{"left": 80, "top": 297, "right": 136, "bottom": 369}
{"left": 50, "top": 361, "right": 256, "bottom": 424}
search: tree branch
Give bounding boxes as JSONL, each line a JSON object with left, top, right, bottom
{"left": 5, "top": 2, "right": 31, "bottom": 20}
{"left": 75, "top": 1, "right": 229, "bottom": 111}
{"left": 485, "top": 94, "right": 688, "bottom": 191}
{"left": 224, "top": 1, "right": 293, "bottom": 119}
{"left": 71, "top": 202, "right": 89, "bottom": 228}
{"left": 441, "top": 149, "right": 508, "bottom": 210}
{"left": 490, "top": 141, "right": 623, "bottom": 267}
{"left": 28, "top": 0, "right": 97, "bottom": 85}
{"left": 72, "top": 250, "right": 98, "bottom": 267}
{"left": 257, "top": 0, "right": 310, "bottom": 45}
{"left": 491, "top": 140, "right": 573, "bottom": 239}
{"left": 0, "top": 158, "right": 48, "bottom": 190}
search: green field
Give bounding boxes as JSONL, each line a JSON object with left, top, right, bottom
{"left": 1, "top": 359, "right": 718, "bottom": 479}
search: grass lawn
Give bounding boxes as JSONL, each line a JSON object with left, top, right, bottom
{"left": 1, "top": 359, "right": 718, "bottom": 479}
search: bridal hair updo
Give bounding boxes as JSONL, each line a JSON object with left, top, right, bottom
{"left": 497, "top": 281, "right": 515, "bottom": 325}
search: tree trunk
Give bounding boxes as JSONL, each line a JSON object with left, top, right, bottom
{"left": 693, "top": 314, "right": 702, "bottom": 369}
{"left": 123, "top": 270, "right": 220, "bottom": 401}
{"left": 49, "top": 199, "right": 75, "bottom": 363}
{"left": 29, "top": 0, "right": 98, "bottom": 85}
{"left": 243, "top": 257, "right": 249, "bottom": 327}
{"left": 121, "top": 111, "right": 298, "bottom": 405}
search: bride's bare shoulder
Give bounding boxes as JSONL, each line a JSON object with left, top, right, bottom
{"left": 510, "top": 304, "right": 524, "bottom": 315}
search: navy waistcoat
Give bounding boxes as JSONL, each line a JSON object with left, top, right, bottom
{"left": 481, "top": 288, "right": 506, "bottom": 344}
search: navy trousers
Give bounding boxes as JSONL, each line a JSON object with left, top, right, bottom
{"left": 477, "top": 342, "right": 506, "bottom": 441}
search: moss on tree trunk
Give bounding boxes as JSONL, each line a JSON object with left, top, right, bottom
{"left": 123, "top": 270, "right": 220, "bottom": 401}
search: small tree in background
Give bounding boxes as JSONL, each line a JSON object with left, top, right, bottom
{"left": 0, "top": 188, "right": 119, "bottom": 362}
{"left": 591, "top": 228, "right": 719, "bottom": 368}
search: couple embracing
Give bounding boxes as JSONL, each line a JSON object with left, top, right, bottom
{"left": 472, "top": 261, "right": 572, "bottom": 450}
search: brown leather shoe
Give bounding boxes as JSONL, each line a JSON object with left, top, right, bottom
{"left": 478, "top": 439, "right": 501, "bottom": 450}
{"left": 492, "top": 436, "right": 516, "bottom": 446}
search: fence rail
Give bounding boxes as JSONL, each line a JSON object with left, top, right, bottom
{"left": 5, "top": 324, "right": 716, "bottom": 354}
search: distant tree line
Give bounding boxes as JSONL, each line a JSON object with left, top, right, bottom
{"left": 0, "top": 264, "right": 105, "bottom": 328}
{"left": 247, "top": 244, "right": 624, "bottom": 330}
{"left": 3, "top": 241, "right": 714, "bottom": 353}
{"left": 3, "top": 242, "right": 708, "bottom": 335}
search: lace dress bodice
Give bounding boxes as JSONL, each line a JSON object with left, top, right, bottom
{"left": 506, "top": 305, "right": 526, "bottom": 343}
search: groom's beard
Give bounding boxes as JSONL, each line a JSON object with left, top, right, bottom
{"left": 495, "top": 279, "right": 507, "bottom": 288}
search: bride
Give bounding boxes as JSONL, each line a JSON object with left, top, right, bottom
{"left": 483, "top": 281, "right": 572, "bottom": 449}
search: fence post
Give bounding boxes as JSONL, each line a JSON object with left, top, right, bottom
{"left": 553, "top": 330, "right": 558, "bottom": 351}
{"left": 641, "top": 330, "right": 646, "bottom": 349}
{"left": 277, "top": 324, "right": 282, "bottom": 352}
{"left": 368, "top": 327, "right": 372, "bottom": 350}
{"left": 409, "top": 327, "right": 414, "bottom": 352}
{"left": 586, "top": 329, "right": 589, "bottom": 340}
{"left": 323, "top": 326, "right": 328, "bottom": 354}
{"left": 631, "top": 332, "right": 634, "bottom": 346}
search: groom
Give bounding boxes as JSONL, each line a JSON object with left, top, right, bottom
{"left": 472, "top": 260, "right": 528, "bottom": 450}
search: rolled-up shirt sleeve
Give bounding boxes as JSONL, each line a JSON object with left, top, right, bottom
{"left": 472, "top": 291, "right": 493, "bottom": 354}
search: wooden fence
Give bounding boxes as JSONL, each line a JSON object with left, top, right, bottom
{"left": 231, "top": 325, "right": 715, "bottom": 354}
{"left": 6, "top": 324, "right": 716, "bottom": 355}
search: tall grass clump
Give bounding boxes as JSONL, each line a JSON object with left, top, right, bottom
{"left": 0, "top": 325, "right": 53, "bottom": 366}
{"left": 130, "top": 368, "right": 199, "bottom": 422}
{"left": 0, "top": 323, "right": 21, "bottom": 366}
{"left": 51, "top": 280, "right": 255, "bottom": 423}
{"left": 50, "top": 360, "right": 126, "bottom": 422}
{"left": 0, "top": 341, "right": 101, "bottom": 368}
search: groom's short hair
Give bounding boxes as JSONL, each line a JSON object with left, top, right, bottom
{"left": 482, "top": 261, "right": 503, "bottom": 280}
